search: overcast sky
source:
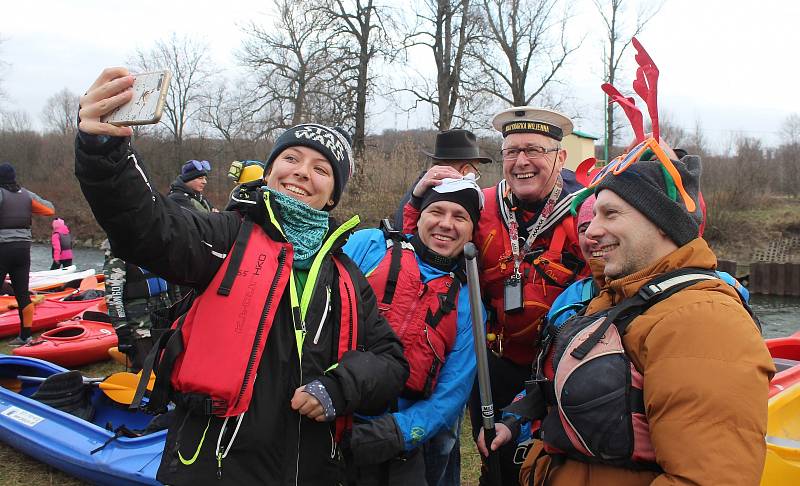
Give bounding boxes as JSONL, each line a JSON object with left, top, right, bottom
{"left": 1, "top": 0, "right": 797, "bottom": 152}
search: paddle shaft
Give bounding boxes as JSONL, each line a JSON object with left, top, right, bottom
{"left": 17, "top": 375, "right": 128, "bottom": 391}
{"left": 463, "top": 243, "right": 502, "bottom": 486}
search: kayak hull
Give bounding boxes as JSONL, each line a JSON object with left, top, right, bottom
{"left": 28, "top": 269, "right": 96, "bottom": 292}
{"left": 0, "top": 354, "right": 164, "bottom": 486}
{"left": 767, "top": 336, "right": 800, "bottom": 397}
{"left": 12, "top": 321, "right": 118, "bottom": 367}
{"left": 0, "top": 298, "right": 105, "bottom": 338}
{"left": 761, "top": 383, "right": 800, "bottom": 485}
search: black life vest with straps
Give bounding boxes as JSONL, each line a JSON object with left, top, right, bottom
{"left": 506, "top": 268, "right": 761, "bottom": 472}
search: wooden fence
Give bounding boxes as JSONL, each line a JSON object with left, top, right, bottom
{"left": 749, "top": 262, "right": 800, "bottom": 296}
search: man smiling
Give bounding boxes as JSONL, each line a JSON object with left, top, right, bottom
{"left": 403, "top": 107, "right": 586, "bottom": 483}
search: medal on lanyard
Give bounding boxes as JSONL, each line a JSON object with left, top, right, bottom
{"left": 504, "top": 218, "right": 524, "bottom": 314}
{"left": 503, "top": 176, "right": 563, "bottom": 315}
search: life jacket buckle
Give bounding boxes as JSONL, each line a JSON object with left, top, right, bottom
{"left": 205, "top": 398, "right": 227, "bottom": 415}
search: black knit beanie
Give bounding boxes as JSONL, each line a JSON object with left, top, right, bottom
{"left": 0, "top": 163, "right": 16, "bottom": 185}
{"left": 265, "top": 124, "right": 354, "bottom": 209}
{"left": 180, "top": 161, "right": 209, "bottom": 183}
{"left": 594, "top": 155, "right": 703, "bottom": 247}
{"left": 420, "top": 178, "right": 483, "bottom": 226}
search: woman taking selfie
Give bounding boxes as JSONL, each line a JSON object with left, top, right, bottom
{"left": 74, "top": 67, "right": 408, "bottom": 486}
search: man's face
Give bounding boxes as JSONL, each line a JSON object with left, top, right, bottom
{"left": 417, "top": 200, "right": 474, "bottom": 258}
{"left": 185, "top": 175, "right": 207, "bottom": 193}
{"left": 585, "top": 190, "right": 678, "bottom": 280}
{"left": 501, "top": 133, "right": 566, "bottom": 203}
{"left": 437, "top": 159, "right": 482, "bottom": 179}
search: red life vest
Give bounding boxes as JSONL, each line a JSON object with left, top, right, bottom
{"left": 366, "top": 233, "right": 462, "bottom": 399}
{"left": 138, "top": 218, "right": 360, "bottom": 432}
{"left": 476, "top": 183, "right": 584, "bottom": 366}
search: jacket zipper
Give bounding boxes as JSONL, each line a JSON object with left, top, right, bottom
{"left": 398, "top": 284, "right": 427, "bottom": 339}
{"left": 236, "top": 246, "right": 287, "bottom": 404}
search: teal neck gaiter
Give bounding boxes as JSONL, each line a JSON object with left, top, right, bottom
{"left": 267, "top": 190, "right": 329, "bottom": 269}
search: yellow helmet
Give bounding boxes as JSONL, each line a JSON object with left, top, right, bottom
{"left": 228, "top": 160, "right": 265, "bottom": 184}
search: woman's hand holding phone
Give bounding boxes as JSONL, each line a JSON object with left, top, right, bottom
{"left": 79, "top": 67, "right": 135, "bottom": 137}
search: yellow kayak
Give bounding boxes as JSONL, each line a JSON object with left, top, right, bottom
{"left": 762, "top": 382, "right": 800, "bottom": 485}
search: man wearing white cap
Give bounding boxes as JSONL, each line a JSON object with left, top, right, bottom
{"left": 403, "top": 107, "right": 586, "bottom": 483}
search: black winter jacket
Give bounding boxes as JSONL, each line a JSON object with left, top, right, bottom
{"left": 75, "top": 136, "right": 408, "bottom": 485}
{"left": 167, "top": 177, "right": 215, "bottom": 213}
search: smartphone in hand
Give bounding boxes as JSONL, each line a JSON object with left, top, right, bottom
{"left": 101, "top": 70, "right": 171, "bottom": 126}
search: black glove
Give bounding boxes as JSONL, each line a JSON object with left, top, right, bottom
{"left": 348, "top": 414, "right": 404, "bottom": 466}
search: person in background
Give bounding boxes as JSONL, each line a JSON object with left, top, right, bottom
{"left": 0, "top": 162, "right": 55, "bottom": 346}
{"left": 393, "top": 129, "right": 492, "bottom": 229}
{"left": 50, "top": 218, "right": 74, "bottom": 269}
{"left": 102, "top": 239, "right": 174, "bottom": 372}
{"left": 167, "top": 159, "right": 216, "bottom": 213}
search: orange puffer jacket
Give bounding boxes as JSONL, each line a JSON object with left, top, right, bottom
{"left": 526, "top": 238, "right": 775, "bottom": 486}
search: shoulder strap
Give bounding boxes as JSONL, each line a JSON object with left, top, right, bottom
{"left": 570, "top": 268, "right": 718, "bottom": 360}
{"left": 378, "top": 219, "right": 406, "bottom": 306}
{"left": 425, "top": 267, "right": 465, "bottom": 329}
{"left": 217, "top": 217, "right": 253, "bottom": 296}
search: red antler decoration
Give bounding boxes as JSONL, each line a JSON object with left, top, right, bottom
{"left": 602, "top": 83, "right": 645, "bottom": 143}
{"left": 632, "top": 37, "right": 660, "bottom": 141}
{"left": 575, "top": 157, "right": 599, "bottom": 187}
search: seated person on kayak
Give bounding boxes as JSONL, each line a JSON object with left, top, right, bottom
{"left": 342, "top": 176, "right": 484, "bottom": 485}
{"left": 74, "top": 67, "right": 408, "bottom": 486}
{"left": 481, "top": 139, "right": 775, "bottom": 485}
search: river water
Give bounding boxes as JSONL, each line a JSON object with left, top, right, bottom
{"left": 28, "top": 244, "right": 800, "bottom": 338}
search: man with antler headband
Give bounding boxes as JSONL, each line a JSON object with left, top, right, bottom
{"left": 477, "top": 38, "right": 774, "bottom": 486}
{"left": 403, "top": 107, "right": 586, "bottom": 483}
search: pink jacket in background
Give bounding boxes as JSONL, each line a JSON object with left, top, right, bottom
{"left": 51, "top": 218, "right": 73, "bottom": 262}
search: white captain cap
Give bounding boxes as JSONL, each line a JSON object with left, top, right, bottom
{"left": 491, "top": 106, "right": 573, "bottom": 141}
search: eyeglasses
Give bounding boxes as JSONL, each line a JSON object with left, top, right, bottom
{"left": 501, "top": 145, "right": 559, "bottom": 161}
{"left": 588, "top": 137, "right": 696, "bottom": 212}
{"left": 458, "top": 162, "right": 481, "bottom": 180}
{"left": 189, "top": 160, "right": 211, "bottom": 172}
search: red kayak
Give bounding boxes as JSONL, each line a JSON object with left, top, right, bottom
{"left": 12, "top": 320, "right": 118, "bottom": 367}
{"left": 767, "top": 334, "right": 800, "bottom": 397}
{"left": 0, "top": 296, "right": 105, "bottom": 338}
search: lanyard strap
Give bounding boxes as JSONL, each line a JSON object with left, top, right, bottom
{"left": 507, "top": 175, "right": 564, "bottom": 277}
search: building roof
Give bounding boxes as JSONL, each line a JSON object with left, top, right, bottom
{"left": 570, "top": 130, "right": 599, "bottom": 140}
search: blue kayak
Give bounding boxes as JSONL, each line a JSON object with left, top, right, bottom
{"left": 0, "top": 354, "right": 165, "bottom": 485}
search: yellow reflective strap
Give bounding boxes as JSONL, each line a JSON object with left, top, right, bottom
{"left": 178, "top": 417, "right": 212, "bottom": 465}
{"left": 295, "top": 329, "right": 306, "bottom": 359}
{"left": 263, "top": 191, "right": 286, "bottom": 238}
{"left": 300, "top": 215, "right": 360, "bottom": 321}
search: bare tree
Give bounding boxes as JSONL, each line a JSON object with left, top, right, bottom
{"left": 239, "top": 0, "right": 354, "bottom": 138}
{"left": 0, "top": 35, "right": 7, "bottom": 107}
{"left": 0, "top": 110, "right": 32, "bottom": 133}
{"left": 40, "top": 88, "right": 79, "bottom": 135}
{"left": 780, "top": 113, "right": 800, "bottom": 146}
{"left": 315, "top": 0, "right": 398, "bottom": 158}
{"left": 132, "top": 33, "right": 216, "bottom": 152}
{"left": 472, "top": 0, "right": 580, "bottom": 107}
{"left": 403, "top": 0, "right": 482, "bottom": 130}
{"left": 593, "top": 0, "right": 661, "bottom": 158}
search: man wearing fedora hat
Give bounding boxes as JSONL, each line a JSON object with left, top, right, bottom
{"left": 392, "top": 129, "right": 492, "bottom": 229}
{"left": 403, "top": 107, "right": 587, "bottom": 483}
